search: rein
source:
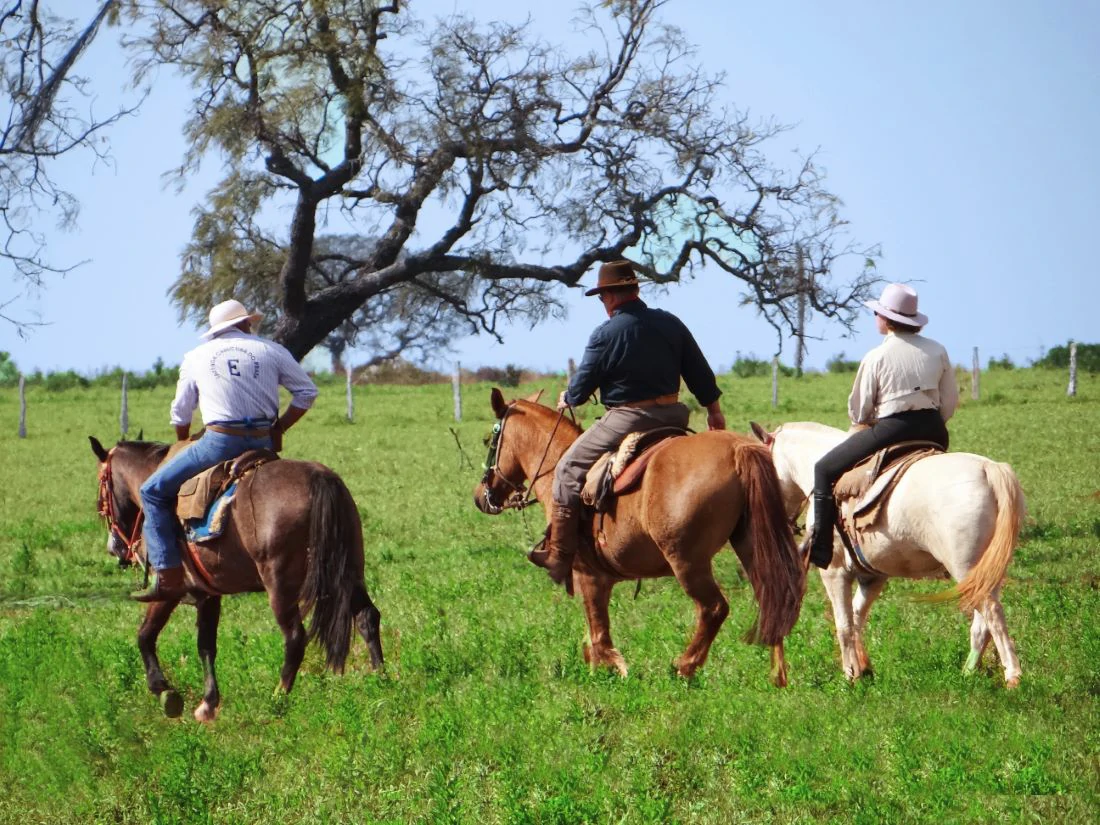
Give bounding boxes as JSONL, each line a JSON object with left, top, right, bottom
{"left": 480, "top": 402, "right": 573, "bottom": 514}
{"left": 97, "top": 451, "right": 144, "bottom": 566}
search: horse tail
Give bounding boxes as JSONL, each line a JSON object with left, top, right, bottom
{"left": 732, "top": 440, "right": 807, "bottom": 645}
{"left": 952, "top": 460, "right": 1025, "bottom": 612}
{"left": 300, "top": 470, "right": 361, "bottom": 673}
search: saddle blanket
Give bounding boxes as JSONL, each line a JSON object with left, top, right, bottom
{"left": 184, "top": 481, "right": 237, "bottom": 544}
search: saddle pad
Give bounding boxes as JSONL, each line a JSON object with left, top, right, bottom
{"left": 176, "top": 449, "right": 279, "bottom": 524}
{"left": 185, "top": 481, "right": 238, "bottom": 544}
{"left": 839, "top": 446, "right": 942, "bottom": 538}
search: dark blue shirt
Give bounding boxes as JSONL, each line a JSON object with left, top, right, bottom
{"left": 565, "top": 299, "right": 722, "bottom": 408}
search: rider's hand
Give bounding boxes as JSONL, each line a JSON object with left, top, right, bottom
{"left": 557, "top": 391, "right": 571, "bottom": 411}
{"left": 706, "top": 410, "right": 726, "bottom": 431}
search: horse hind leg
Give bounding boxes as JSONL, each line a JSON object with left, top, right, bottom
{"left": 576, "top": 571, "right": 628, "bottom": 677}
{"left": 137, "top": 600, "right": 185, "bottom": 718}
{"left": 964, "top": 609, "right": 991, "bottom": 675}
{"left": 351, "top": 584, "right": 384, "bottom": 671}
{"left": 668, "top": 560, "right": 729, "bottom": 679}
{"left": 977, "top": 591, "right": 1021, "bottom": 688}
{"left": 269, "top": 587, "right": 308, "bottom": 694}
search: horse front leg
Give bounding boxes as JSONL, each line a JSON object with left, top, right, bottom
{"left": 193, "top": 596, "right": 222, "bottom": 723}
{"left": 852, "top": 575, "right": 888, "bottom": 676}
{"left": 819, "top": 567, "right": 860, "bottom": 680}
{"left": 137, "top": 599, "right": 184, "bottom": 718}
{"left": 575, "top": 570, "right": 627, "bottom": 677}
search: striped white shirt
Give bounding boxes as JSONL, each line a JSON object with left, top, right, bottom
{"left": 170, "top": 330, "right": 318, "bottom": 426}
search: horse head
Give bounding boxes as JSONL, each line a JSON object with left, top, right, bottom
{"left": 89, "top": 436, "right": 167, "bottom": 566}
{"left": 472, "top": 388, "right": 578, "bottom": 515}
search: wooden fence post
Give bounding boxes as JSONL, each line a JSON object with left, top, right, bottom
{"left": 1067, "top": 341, "right": 1078, "bottom": 398}
{"left": 567, "top": 357, "right": 576, "bottom": 382}
{"left": 452, "top": 362, "right": 462, "bottom": 422}
{"left": 346, "top": 367, "right": 354, "bottom": 422}
{"left": 18, "top": 374, "right": 26, "bottom": 438}
{"left": 120, "top": 373, "right": 129, "bottom": 438}
{"left": 971, "top": 347, "right": 980, "bottom": 400}
{"left": 771, "top": 356, "right": 779, "bottom": 409}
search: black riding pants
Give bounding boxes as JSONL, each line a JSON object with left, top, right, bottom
{"left": 813, "top": 408, "right": 949, "bottom": 495}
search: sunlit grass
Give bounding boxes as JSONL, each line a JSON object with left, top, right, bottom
{"left": 0, "top": 369, "right": 1097, "bottom": 822}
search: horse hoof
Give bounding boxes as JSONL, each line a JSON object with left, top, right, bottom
{"left": 194, "top": 701, "right": 219, "bottom": 723}
{"left": 1006, "top": 676, "right": 1020, "bottom": 689}
{"left": 159, "top": 690, "right": 183, "bottom": 718}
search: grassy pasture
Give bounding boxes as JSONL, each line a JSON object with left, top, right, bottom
{"left": 0, "top": 368, "right": 1097, "bottom": 823}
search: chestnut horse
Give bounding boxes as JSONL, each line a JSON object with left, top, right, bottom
{"left": 90, "top": 436, "right": 383, "bottom": 721}
{"left": 473, "top": 390, "right": 805, "bottom": 684}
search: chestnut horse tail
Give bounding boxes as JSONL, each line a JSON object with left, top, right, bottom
{"left": 300, "top": 470, "right": 360, "bottom": 673}
{"left": 732, "top": 441, "right": 806, "bottom": 645}
{"left": 952, "top": 461, "right": 1025, "bottom": 612}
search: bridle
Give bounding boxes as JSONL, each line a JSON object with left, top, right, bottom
{"left": 479, "top": 402, "right": 571, "bottom": 515}
{"left": 96, "top": 449, "right": 144, "bottom": 565}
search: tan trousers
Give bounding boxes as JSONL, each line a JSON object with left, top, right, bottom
{"left": 551, "top": 403, "right": 690, "bottom": 507}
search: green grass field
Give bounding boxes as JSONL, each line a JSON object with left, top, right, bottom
{"left": 0, "top": 368, "right": 1097, "bottom": 823}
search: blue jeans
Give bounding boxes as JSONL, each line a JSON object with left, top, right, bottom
{"left": 139, "top": 430, "right": 272, "bottom": 570}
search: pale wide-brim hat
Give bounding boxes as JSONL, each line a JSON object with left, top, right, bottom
{"left": 583, "top": 260, "right": 641, "bottom": 296}
{"left": 201, "top": 299, "right": 263, "bottom": 340}
{"left": 864, "top": 282, "right": 928, "bottom": 328}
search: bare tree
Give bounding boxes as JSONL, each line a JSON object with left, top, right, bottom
{"left": 126, "top": 0, "right": 877, "bottom": 359}
{"left": 0, "top": 0, "right": 136, "bottom": 333}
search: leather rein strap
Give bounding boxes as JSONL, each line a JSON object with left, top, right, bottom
{"left": 97, "top": 451, "right": 144, "bottom": 564}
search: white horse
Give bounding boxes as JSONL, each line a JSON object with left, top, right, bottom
{"left": 750, "top": 421, "right": 1025, "bottom": 687}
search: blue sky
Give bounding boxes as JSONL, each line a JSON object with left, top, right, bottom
{"left": 3, "top": 0, "right": 1097, "bottom": 376}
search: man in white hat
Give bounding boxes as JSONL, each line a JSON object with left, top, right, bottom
{"left": 803, "top": 282, "right": 959, "bottom": 568}
{"left": 132, "top": 299, "right": 319, "bottom": 602}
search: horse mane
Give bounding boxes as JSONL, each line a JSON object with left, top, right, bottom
{"left": 512, "top": 399, "right": 584, "bottom": 436}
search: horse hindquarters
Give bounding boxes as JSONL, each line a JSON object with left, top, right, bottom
{"left": 954, "top": 461, "right": 1025, "bottom": 612}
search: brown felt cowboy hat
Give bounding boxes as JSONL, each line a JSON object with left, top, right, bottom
{"left": 583, "top": 260, "right": 642, "bottom": 296}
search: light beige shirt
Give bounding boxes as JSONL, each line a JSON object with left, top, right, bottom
{"left": 848, "top": 332, "right": 958, "bottom": 425}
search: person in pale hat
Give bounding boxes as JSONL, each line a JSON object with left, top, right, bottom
{"left": 528, "top": 259, "right": 726, "bottom": 592}
{"left": 802, "top": 282, "right": 959, "bottom": 568}
{"left": 132, "top": 299, "right": 318, "bottom": 602}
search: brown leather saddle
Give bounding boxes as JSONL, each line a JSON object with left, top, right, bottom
{"left": 176, "top": 449, "right": 279, "bottom": 537}
{"left": 581, "top": 427, "right": 687, "bottom": 513}
{"left": 831, "top": 440, "right": 943, "bottom": 570}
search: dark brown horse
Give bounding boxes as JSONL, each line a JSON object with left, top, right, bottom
{"left": 90, "top": 436, "right": 383, "bottom": 721}
{"left": 473, "top": 390, "right": 805, "bottom": 685}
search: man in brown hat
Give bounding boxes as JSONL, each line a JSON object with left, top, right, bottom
{"left": 529, "top": 260, "right": 726, "bottom": 590}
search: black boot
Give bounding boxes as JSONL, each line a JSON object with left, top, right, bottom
{"left": 802, "top": 491, "right": 836, "bottom": 569}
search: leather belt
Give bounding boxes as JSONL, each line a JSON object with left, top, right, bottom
{"left": 619, "top": 393, "right": 680, "bottom": 409}
{"left": 206, "top": 424, "right": 272, "bottom": 437}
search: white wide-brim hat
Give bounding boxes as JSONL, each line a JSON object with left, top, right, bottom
{"left": 201, "top": 299, "right": 263, "bottom": 340}
{"left": 864, "top": 282, "right": 928, "bottom": 328}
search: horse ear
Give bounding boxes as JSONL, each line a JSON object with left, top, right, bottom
{"left": 136, "top": 429, "right": 144, "bottom": 441}
{"left": 89, "top": 436, "right": 109, "bottom": 462}
{"left": 749, "top": 421, "right": 773, "bottom": 446}
{"left": 524, "top": 390, "right": 544, "bottom": 404}
{"left": 490, "top": 388, "right": 507, "bottom": 419}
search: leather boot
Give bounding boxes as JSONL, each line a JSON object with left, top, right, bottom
{"left": 802, "top": 491, "right": 837, "bottom": 569}
{"left": 130, "top": 565, "right": 187, "bottom": 603}
{"left": 538, "top": 504, "right": 581, "bottom": 589}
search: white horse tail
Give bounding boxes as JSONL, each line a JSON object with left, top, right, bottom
{"left": 953, "top": 460, "right": 1025, "bottom": 612}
